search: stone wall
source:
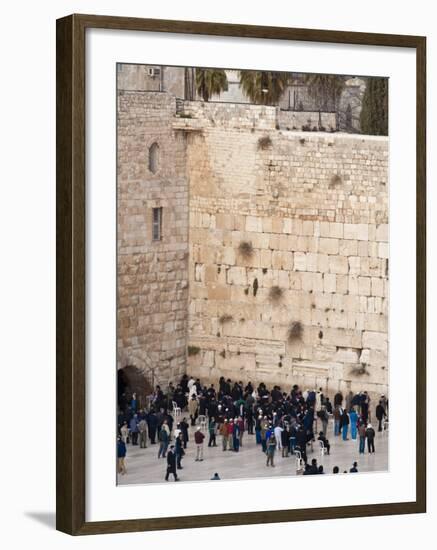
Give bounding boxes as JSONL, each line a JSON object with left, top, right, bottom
{"left": 182, "top": 107, "right": 388, "bottom": 398}
{"left": 177, "top": 100, "right": 277, "bottom": 130}
{"left": 117, "top": 89, "right": 389, "bottom": 399}
{"left": 117, "top": 90, "right": 189, "bottom": 384}
{"left": 278, "top": 110, "right": 337, "bottom": 131}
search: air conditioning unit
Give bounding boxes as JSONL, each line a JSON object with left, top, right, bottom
{"left": 147, "top": 67, "right": 161, "bottom": 78}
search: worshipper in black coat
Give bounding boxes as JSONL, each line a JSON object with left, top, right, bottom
{"left": 148, "top": 410, "right": 158, "bottom": 444}
{"left": 198, "top": 394, "right": 207, "bottom": 416}
{"left": 366, "top": 423, "right": 376, "bottom": 453}
{"left": 376, "top": 401, "right": 386, "bottom": 432}
{"left": 179, "top": 417, "right": 189, "bottom": 449}
{"left": 207, "top": 397, "right": 218, "bottom": 419}
{"left": 295, "top": 426, "right": 308, "bottom": 464}
{"left": 165, "top": 446, "right": 179, "bottom": 481}
{"left": 334, "top": 391, "right": 343, "bottom": 408}
{"left": 175, "top": 433, "right": 185, "bottom": 469}
{"left": 361, "top": 399, "right": 369, "bottom": 423}
{"left": 180, "top": 374, "right": 189, "bottom": 394}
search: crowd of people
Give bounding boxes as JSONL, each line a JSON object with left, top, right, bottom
{"left": 117, "top": 375, "right": 388, "bottom": 481}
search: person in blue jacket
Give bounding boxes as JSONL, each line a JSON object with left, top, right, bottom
{"left": 349, "top": 407, "right": 358, "bottom": 440}
{"left": 129, "top": 414, "right": 139, "bottom": 445}
{"left": 117, "top": 436, "right": 127, "bottom": 475}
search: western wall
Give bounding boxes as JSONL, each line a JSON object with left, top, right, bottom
{"left": 117, "top": 89, "right": 389, "bottom": 399}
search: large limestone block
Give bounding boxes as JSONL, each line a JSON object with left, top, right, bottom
{"left": 339, "top": 239, "right": 358, "bottom": 257}
{"left": 252, "top": 233, "right": 270, "bottom": 249}
{"left": 368, "top": 348, "right": 388, "bottom": 368}
{"left": 278, "top": 269, "right": 290, "bottom": 289}
{"left": 360, "top": 257, "right": 385, "bottom": 277}
{"left": 207, "top": 284, "right": 231, "bottom": 301}
{"left": 323, "top": 273, "right": 336, "bottom": 293}
{"left": 358, "top": 276, "right": 371, "bottom": 296}
{"left": 348, "top": 256, "right": 361, "bottom": 275}
{"left": 294, "top": 252, "right": 307, "bottom": 271}
{"left": 362, "top": 330, "right": 387, "bottom": 351}
{"left": 246, "top": 216, "right": 263, "bottom": 232}
{"left": 302, "top": 272, "right": 323, "bottom": 292}
{"left": 334, "top": 347, "right": 361, "bottom": 363}
{"left": 306, "top": 253, "right": 318, "bottom": 272}
{"left": 204, "top": 265, "right": 219, "bottom": 284}
{"left": 289, "top": 272, "right": 302, "bottom": 290}
{"left": 262, "top": 217, "right": 273, "bottom": 233}
{"left": 272, "top": 250, "right": 293, "bottom": 271}
{"left": 216, "top": 213, "right": 234, "bottom": 230}
{"left": 371, "top": 277, "right": 384, "bottom": 297}
{"left": 194, "top": 262, "right": 205, "bottom": 282}
{"left": 314, "top": 291, "right": 332, "bottom": 310}
{"left": 336, "top": 275, "right": 348, "bottom": 294}
{"left": 357, "top": 241, "right": 369, "bottom": 257}
{"left": 329, "top": 255, "right": 349, "bottom": 274}
{"left": 278, "top": 234, "right": 291, "bottom": 251}
{"left": 221, "top": 246, "right": 236, "bottom": 266}
{"left": 327, "top": 309, "right": 348, "bottom": 329}
{"left": 302, "top": 220, "right": 314, "bottom": 236}
{"left": 319, "top": 237, "right": 339, "bottom": 255}
{"left": 316, "top": 253, "right": 329, "bottom": 273}
{"left": 260, "top": 249, "right": 272, "bottom": 268}
{"left": 376, "top": 224, "right": 388, "bottom": 242}
{"left": 282, "top": 218, "right": 292, "bottom": 234}
{"left": 329, "top": 222, "right": 344, "bottom": 239}
{"left": 323, "top": 327, "right": 362, "bottom": 348}
{"left": 363, "top": 313, "right": 384, "bottom": 332}
{"left": 226, "top": 266, "right": 247, "bottom": 286}
{"left": 320, "top": 222, "right": 331, "bottom": 238}
{"left": 272, "top": 218, "right": 284, "bottom": 234}
{"left": 378, "top": 242, "right": 389, "bottom": 259}
{"left": 344, "top": 223, "right": 369, "bottom": 241}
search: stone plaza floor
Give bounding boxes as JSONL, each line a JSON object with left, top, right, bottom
{"left": 118, "top": 420, "right": 389, "bottom": 485}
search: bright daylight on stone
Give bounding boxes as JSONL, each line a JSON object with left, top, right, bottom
{"left": 116, "top": 64, "right": 389, "bottom": 484}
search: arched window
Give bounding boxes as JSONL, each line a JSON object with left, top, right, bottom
{"left": 148, "top": 142, "right": 159, "bottom": 174}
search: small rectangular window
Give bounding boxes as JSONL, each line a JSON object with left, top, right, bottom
{"left": 152, "top": 207, "right": 162, "bottom": 241}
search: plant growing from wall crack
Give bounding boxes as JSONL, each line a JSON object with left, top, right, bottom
{"left": 288, "top": 321, "right": 303, "bottom": 342}
{"left": 187, "top": 346, "right": 200, "bottom": 356}
{"left": 258, "top": 135, "right": 272, "bottom": 150}
{"left": 269, "top": 285, "right": 283, "bottom": 302}
{"left": 238, "top": 241, "right": 254, "bottom": 258}
{"left": 219, "top": 314, "right": 233, "bottom": 324}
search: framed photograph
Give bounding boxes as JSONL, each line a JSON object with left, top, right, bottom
{"left": 56, "top": 14, "right": 426, "bottom": 535}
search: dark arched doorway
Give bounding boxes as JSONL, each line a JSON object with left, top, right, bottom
{"left": 117, "top": 365, "right": 153, "bottom": 412}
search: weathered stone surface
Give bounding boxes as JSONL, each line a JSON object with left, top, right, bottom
{"left": 118, "top": 86, "right": 389, "bottom": 397}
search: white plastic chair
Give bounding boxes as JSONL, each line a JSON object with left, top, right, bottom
{"left": 319, "top": 440, "right": 327, "bottom": 457}
{"left": 172, "top": 400, "right": 181, "bottom": 419}
{"left": 294, "top": 450, "right": 304, "bottom": 473}
{"left": 197, "top": 414, "right": 207, "bottom": 431}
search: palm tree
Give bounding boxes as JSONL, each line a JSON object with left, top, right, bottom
{"left": 195, "top": 68, "right": 228, "bottom": 102}
{"left": 304, "top": 74, "right": 346, "bottom": 111}
{"left": 239, "top": 71, "right": 289, "bottom": 105}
